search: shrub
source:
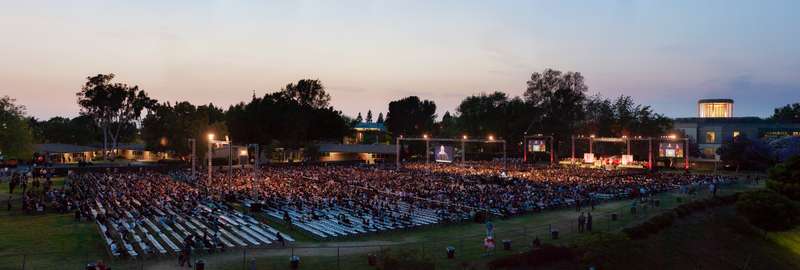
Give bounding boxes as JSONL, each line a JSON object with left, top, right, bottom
{"left": 487, "top": 244, "right": 574, "bottom": 269}
{"left": 736, "top": 190, "right": 800, "bottom": 231}
{"left": 378, "top": 248, "right": 434, "bottom": 270}
{"left": 766, "top": 155, "right": 800, "bottom": 201}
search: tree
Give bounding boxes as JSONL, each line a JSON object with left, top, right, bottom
{"left": 0, "top": 96, "right": 34, "bottom": 160}
{"left": 28, "top": 116, "right": 102, "bottom": 145}
{"left": 767, "top": 155, "right": 800, "bottom": 201}
{"left": 282, "top": 79, "right": 331, "bottom": 109}
{"left": 436, "top": 111, "right": 459, "bottom": 138}
{"left": 771, "top": 103, "right": 800, "bottom": 123}
{"left": 366, "top": 110, "right": 373, "bottom": 123}
{"left": 524, "top": 69, "right": 587, "bottom": 146}
{"left": 455, "top": 93, "right": 526, "bottom": 136}
{"left": 142, "top": 101, "right": 227, "bottom": 159}
{"left": 76, "top": 74, "right": 156, "bottom": 158}
{"left": 376, "top": 112, "right": 384, "bottom": 123}
{"left": 225, "top": 83, "right": 351, "bottom": 148}
{"left": 355, "top": 112, "right": 363, "bottom": 123}
{"left": 583, "top": 94, "right": 672, "bottom": 138}
{"left": 385, "top": 96, "right": 436, "bottom": 137}
{"left": 717, "top": 136, "right": 773, "bottom": 171}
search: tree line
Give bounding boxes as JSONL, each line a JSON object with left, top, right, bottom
{"left": 382, "top": 69, "right": 673, "bottom": 157}
{"left": 3, "top": 68, "right": 799, "bottom": 161}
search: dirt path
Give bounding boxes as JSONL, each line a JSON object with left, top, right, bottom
{"left": 140, "top": 240, "right": 410, "bottom": 270}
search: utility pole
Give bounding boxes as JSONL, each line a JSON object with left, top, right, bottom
{"left": 425, "top": 140, "right": 430, "bottom": 164}
{"left": 461, "top": 139, "right": 466, "bottom": 163}
{"left": 227, "top": 136, "right": 232, "bottom": 179}
{"left": 188, "top": 138, "right": 196, "bottom": 179}
{"left": 208, "top": 135, "right": 213, "bottom": 182}
{"left": 395, "top": 137, "right": 401, "bottom": 170}
{"left": 502, "top": 141, "right": 507, "bottom": 170}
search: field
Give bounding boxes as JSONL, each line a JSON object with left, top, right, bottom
{"left": 0, "top": 173, "right": 792, "bottom": 270}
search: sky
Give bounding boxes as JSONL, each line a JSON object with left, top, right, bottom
{"left": 1, "top": 0, "right": 798, "bottom": 120}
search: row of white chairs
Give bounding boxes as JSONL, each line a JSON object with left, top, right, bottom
{"left": 92, "top": 199, "right": 293, "bottom": 258}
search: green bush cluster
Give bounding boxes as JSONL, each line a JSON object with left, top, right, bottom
{"left": 623, "top": 194, "right": 740, "bottom": 239}
{"left": 736, "top": 189, "right": 800, "bottom": 231}
{"left": 487, "top": 244, "right": 574, "bottom": 269}
{"left": 766, "top": 155, "right": 800, "bottom": 201}
{"left": 377, "top": 248, "right": 435, "bottom": 270}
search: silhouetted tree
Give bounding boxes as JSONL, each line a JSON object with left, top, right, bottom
{"left": 385, "top": 96, "right": 436, "bottom": 138}
{"left": 524, "top": 69, "right": 587, "bottom": 144}
{"left": 376, "top": 112, "right": 384, "bottom": 123}
{"left": 771, "top": 103, "right": 800, "bottom": 123}
{"left": 76, "top": 74, "right": 156, "bottom": 158}
{"left": 282, "top": 79, "right": 331, "bottom": 109}
{"left": 0, "top": 96, "right": 33, "bottom": 159}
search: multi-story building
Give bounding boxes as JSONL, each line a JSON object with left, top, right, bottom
{"left": 674, "top": 99, "right": 800, "bottom": 159}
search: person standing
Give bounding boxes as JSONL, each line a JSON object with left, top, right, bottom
{"left": 276, "top": 231, "right": 286, "bottom": 247}
{"left": 578, "top": 212, "right": 586, "bottom": 233}
{"left": 586, "top": 212, "right": 593, "bottom": 232}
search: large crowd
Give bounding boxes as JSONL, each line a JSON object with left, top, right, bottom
{"left": 196, "top": 162, "right": 737, "bottom": 228}
{"left": 3, "top": 162, "right": 738, "bottom": 251}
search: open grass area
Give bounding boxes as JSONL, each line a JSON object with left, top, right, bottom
{"left": 0, "top": 210, "right": 106, "bottom": 270}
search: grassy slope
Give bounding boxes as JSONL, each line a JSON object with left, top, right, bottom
{"left": 570, "top": 207, "right": 800, "bottom": 270}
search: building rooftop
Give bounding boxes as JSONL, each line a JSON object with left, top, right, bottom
{"left": 698, "top": 99, "right": 734, "bottom": 104}
{"left": 35, "top": 144, "right": 98, "bottom": 153}
{"left": 353, "top": 122, "right": 387, "bottom": 132}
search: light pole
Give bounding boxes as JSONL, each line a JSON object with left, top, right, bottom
{"left": 423, "top": 134, "right": 430, "bottom": 164}
{"left": 188, "top": 138, "right": 196, "bottom": 179}
{"left": 248, "top": 144, "right": 259, "bottom": 181}
{"left": 207, "top": 133, "right": 214, "bottom": 182}
{"left": 461, "top": 135, "right": 467, "bottom": 163}
{"left": 226, "top": 136, "right": 232, "bottom": 179}
{"left": 395, "top": 137, "right": 401, "bottom": 170}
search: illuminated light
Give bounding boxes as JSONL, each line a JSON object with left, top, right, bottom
{"left": 669, "top": 134, "right": 677, "bottom": 140}
{"left": 488, "top": 135, "right": 495, "bottom": 141}
{"left": 462, "top": 135, "right": 468, "bottom": 140}
{"left": 240, "top": 150, "right": 248, "bottom": 156}
{"left": 208, "top": 133, "right": 215, "bottom": 141}
{"left": 225, "top": 135, "right": 230, "bottom": 142}
{"left": 423, "top": 134, "right": 429, "bottom": 139}
{"left": 590, "top": 134, "right": 596, "bottom": 138}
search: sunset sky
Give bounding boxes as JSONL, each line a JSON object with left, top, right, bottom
{"left": 1, "top": 0, "right": 798, "bottom": 120}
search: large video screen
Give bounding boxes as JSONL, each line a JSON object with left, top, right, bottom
{"left": 528, "top": 140, "right": 547, "bottom": 152}
{"left": 434, "top": 144, "right": 455, "bottom": 163}
{"left": 659, "top": 142, "right": 684, "bottom": 158}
